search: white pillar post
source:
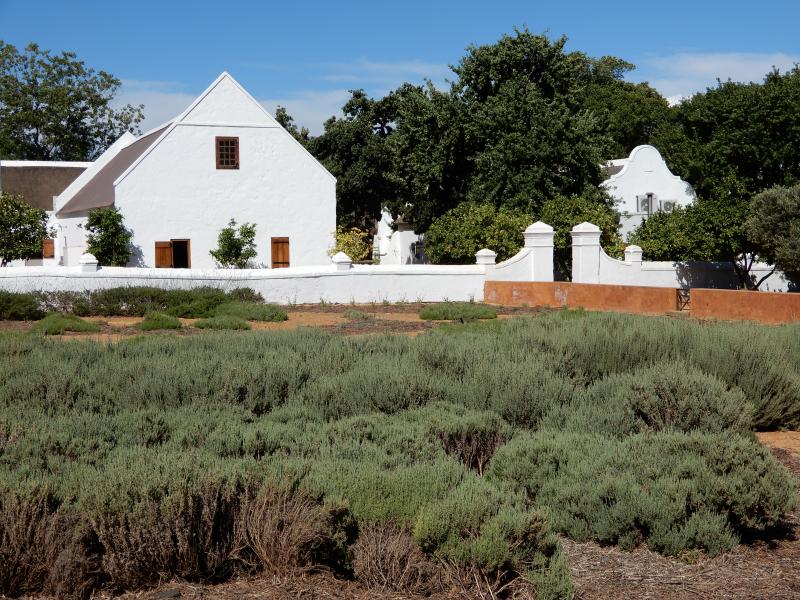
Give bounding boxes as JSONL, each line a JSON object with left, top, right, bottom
{"left": 523, "top": 221, "right": 554, "bottom": 282}
{"left": 571, "top": 222, "right": 602, "bottom": 284}
{"left": 331, "top": 251, "right": 353, "bottom": 272}
{"left": 79, "top": 253, "right": 99, "bottom": 273}
{"left": 624, "top": 245, "right": 643, "bottom": 263}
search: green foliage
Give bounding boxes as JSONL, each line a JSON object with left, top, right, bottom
{"left": 747, "top": 184, "right": 800, "bottom": 287}
{"left": 274, "top": 106, "right": 310, "bottom": 145}
{"left": 138, "top": 312, "right": 181, "bottom": 331}
{"left": 425, "top": 202, "right": 531, "bottom": 264}
{"left": 343, "top": 309, "right": 373, "bottom": 320}
{"left": 0, "top": 192, "right": 51, "bottom": 266}
{"left": 30, "top": 313, "right": 100, "bottom": 335}
{"left": 85, "top": 207, "right": 132, "bottom": 266}
{"left": 0, "top": 41, "right": 143, "bottom": 160}
{"left": 539, "top": 192, "right": 623, "bottom": 276}
{"left": 194, "top": 315, "right": 251, "bottom": 330}
{"left": 35, "top": 286, "right": 262, "bottom": 318}
{"left": 544, "top": 361, "right": 754, "bottom": 437}
{"left": 2, "top": 312, "right": 799, "bottom": 596}
{"left": 419, "top": 302, "right": 497, "bottom": 321}
{"left": 0, "top": 291, "right": 42, "bottom": 320}
{"left": 328, "top": 226, "right": 372, "bottom": 262}
{"left": 488, "top": 431, "right": 796, "bottom": 556}
{"left": 214, "top": 301, "right": 288, "bottom": 322}
{"left": 210, "top": 219, "right": 258, "bottom": 269}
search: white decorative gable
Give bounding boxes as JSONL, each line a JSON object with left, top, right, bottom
{"left": 601, "top": 145, "right": 696, "bottom": 239}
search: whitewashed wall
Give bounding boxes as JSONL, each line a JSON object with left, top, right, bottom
{"left": 0, "top": 262, "right": 490, "bottom": 304}
{"left": 571, "top": 222, "right": 791, "bottom": 291}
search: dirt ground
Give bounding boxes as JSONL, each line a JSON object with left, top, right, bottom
{"left": 0, "top": 303, "right": 540, "bottom": 341}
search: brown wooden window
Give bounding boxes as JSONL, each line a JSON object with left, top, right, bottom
{"left": 271, "top": 237, "right": 290, "bottom": 268}
{"left": 155, "top": 240, "right": 191, "bottom": 268}
{"left": 42, "top": 238, "right": 55, "bottom": 259}
{"left": 215, "top": 136, "right": 239, "bottom": 169}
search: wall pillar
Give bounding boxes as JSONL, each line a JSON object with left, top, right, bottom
{"left": 571, "top": 222, "right": 601, "bottom": 284}
{"left": 79, "top": 253, "right": 99, "bottom": 273}
{"left": 523, "top": 221, "right": 554, "bottom": 282}
{"left": 624, "top": 245, "right": 643, "bottom": 263}
{"left": 330, "top": 251, "right": 352, "bottom": 272}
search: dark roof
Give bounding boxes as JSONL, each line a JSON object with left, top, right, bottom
{"left": 0, "top": 162, "right": 90, "bottom": 211}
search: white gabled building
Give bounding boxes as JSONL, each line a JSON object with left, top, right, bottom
{"left": 51, "top": 72, "right": 336, "bottom": 269}
{"left": 601, "top": 145, "right": 695, "bottom": 240}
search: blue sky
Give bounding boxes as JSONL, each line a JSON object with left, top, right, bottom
{"left": 2, "top": 0, "right": 799, "bottom": 134}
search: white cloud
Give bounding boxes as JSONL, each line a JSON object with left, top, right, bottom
{"left": 113, "top": 80, "right": 196, "bottom": 133}
{"left": 636, "top": 52, "right": 800, "bottom": 101}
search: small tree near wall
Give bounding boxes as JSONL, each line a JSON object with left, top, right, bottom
{"left": 747, "top": 184, "right": 800, "bottom": 288}
{"left": 210, "top": 219, "right": 257, "bottom": 268}
{"left": 328, "top": 226, "right": 372, "bottom": 262}
{"left": 85, "top": 207, "right": 133, "bottom": 266}
{"left": 0, "top": 192, "right": 52, "bottom": 266}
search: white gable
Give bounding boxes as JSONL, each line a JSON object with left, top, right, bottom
{"left": 182, "top": 74, "right": 279, "bottom": 126}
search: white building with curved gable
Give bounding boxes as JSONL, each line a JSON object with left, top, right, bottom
{"left": 601, "top": 145, "right": 696, "bottom": 240}
{"left": 50, "top": 72, "right": 336, "bottom": 269}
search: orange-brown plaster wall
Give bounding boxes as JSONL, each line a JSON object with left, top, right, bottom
{"left": 691, "top": 288, "right": 800, "bottom": 324}
{"left": 484, "top": 281, "right": 678, "bottom": 315}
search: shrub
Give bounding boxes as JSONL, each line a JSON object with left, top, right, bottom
{"left": 85, "top": 207, "right": 132, "bottom": 266}
{"left": 0, "top": 192, "right": 51, "bottom": 267}
{"left": 489, "top": 431, "right": 797, "bottom": 556}
{"left": 138, "top": 312, "right": 181, "bottom": 331}
{"left": 0, "top": 291, "right": 42, "bottom": 320}
{"left": 543, "top": 361, "right": 754, "bottom": 437}
{"left": 425, "top": 202, "right": 531, "bottom": 264}
{"left": 329, "top": 226, "right": 372, "bottom": 262}
{"left": 31, "top": 314, "right": 100, "bottom": 335}
{"left": 343, "top": 309, "right": 373, "bottom": 321}
{"left": 215, "top": 301, "right": 288, "bottom": 322}
{"left": 194, "top": 315, "right": 251, "bottom": 330}
{"left": 747, "top": 183, "right": 800, "bottom": 288}
{"left": 210, "top": 219, "right": 257, "bottom": 268}
{"left": 419, "top": 302, "right": 497, "bottom": 321}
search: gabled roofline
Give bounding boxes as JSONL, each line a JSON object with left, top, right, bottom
{"left": 54, "top": 132, "right": 137, "bottom": 213}
{"left": 114, "top": 71, "right": 336, "bottom": 187}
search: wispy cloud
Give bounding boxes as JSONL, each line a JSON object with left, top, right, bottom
{"left": 260, "top": 89, "right": 352, "bottom": 135}
{"left": 635, "top": 52, "right": 800, "bottom": 103}
{"left": 114, "top": 80, "right": 196, "bottom": 132}
{"left": 320, "top": 58, "right": 450, "bottom": 85}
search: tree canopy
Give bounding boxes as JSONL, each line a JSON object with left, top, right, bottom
{"left": 0, "top": 41, "right": 144, "bottom": 160}
{"left": 0, "top": 192, "right": 51, "bottom": 266}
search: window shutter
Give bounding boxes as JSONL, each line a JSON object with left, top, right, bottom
{"left": 155, "top": 241, "right": 173, "bottom": 268}
{"left": 42, "top": 239, "right": 55, "bottom": 259}
{"left": 271, "top": 237, "right": 290, "bottom": 268}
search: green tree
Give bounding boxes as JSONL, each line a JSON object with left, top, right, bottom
{"left": 210, "top": 219, "right": 257, "bottom": 268}
{"left": 308, "top": 90, "right": 399, "bottom": 228}
{"left": 0, "top": 192, "right": 51, "bottom": 266}
{"left": 0, "top": 41, "right": 144, "bottom": 160}
{"left": 747, "top": 184, "right": 800, "bottom": 288}
{"left": 539, "top": 192, "right": 623, "bottom": 277}
{"left": 274, "top": 106, "right": 310, "bottom": 146}
{"left": 424, "top": 202, "right": 531, "bottom": 264}
{"left": 85, "top": 207, "right": 132, "bottom": 266}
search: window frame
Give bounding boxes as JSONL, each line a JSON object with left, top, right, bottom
{"left": 215, "top": 136, "right": 239, "bottom": 170}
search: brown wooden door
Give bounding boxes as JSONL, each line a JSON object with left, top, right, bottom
{"left": 42, "top": 239, "right": 55, "bottom": 259}
{"left": 155, "top": 241, "right": 172, "bottom": 268}
{"left": 271, "top": 237, "right": 290, "bottom": 268}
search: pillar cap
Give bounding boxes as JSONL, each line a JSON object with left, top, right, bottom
{"left": 524, "top": 221, "right": 554, "bottom": 234}
{"left": 571, "top": 221, "right": 601, "bottom": 233}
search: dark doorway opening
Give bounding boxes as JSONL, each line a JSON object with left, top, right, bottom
{"left": 171, "top": 240, "right": 190, "bottom": 268}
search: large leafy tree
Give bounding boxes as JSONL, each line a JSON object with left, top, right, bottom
{"left": 0, "top": 41, "right": 144, "bottom": 160}
{"left": 308, "top": 90, "right": 399, "bottom": 228}
{"left": 0, "top": 192, "right": 51, "bottom": 266}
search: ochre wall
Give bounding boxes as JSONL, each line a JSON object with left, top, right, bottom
{"left": 691, "top": 288, "right": 800, "bottom": 324}
{"left": 484, "top": 281, "right": 678, "bottom": 315}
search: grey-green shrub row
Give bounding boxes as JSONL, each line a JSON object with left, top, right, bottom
{"left": 1, "top": 311, "right": 798, "bottom": 598}
{"left": 33, "top": 286, "right": 266, "bottom": 318}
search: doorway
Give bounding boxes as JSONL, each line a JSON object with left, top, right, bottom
{"left": 154, "top": 240, "right": 191, "bottom": 268}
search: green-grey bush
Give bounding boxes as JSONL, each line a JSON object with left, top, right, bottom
{"left": 1, "top": 311, "right": 799, "bottom": 597}
{"left": 419, "top": 302, "right": 497, "bottom": 321}
{"left": 138, "top": 312, "right": 181, "bottom": 331}
{"left": 543, "top": 361, "right": 754, "bottom": 437}
{"left": 488, "top": 431, "right": 797, "bottom": 556}
{"left": 0, "top": 291, "right": 42, "bottom": 320}
{"left": 214, "top": 301, "right": 288, "bottom": 322}
{"left": 194, "top": 315, "right": 251, "bottom": 330}
{"left": 30, "top": 314, "right": 100, "bottom": 335}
